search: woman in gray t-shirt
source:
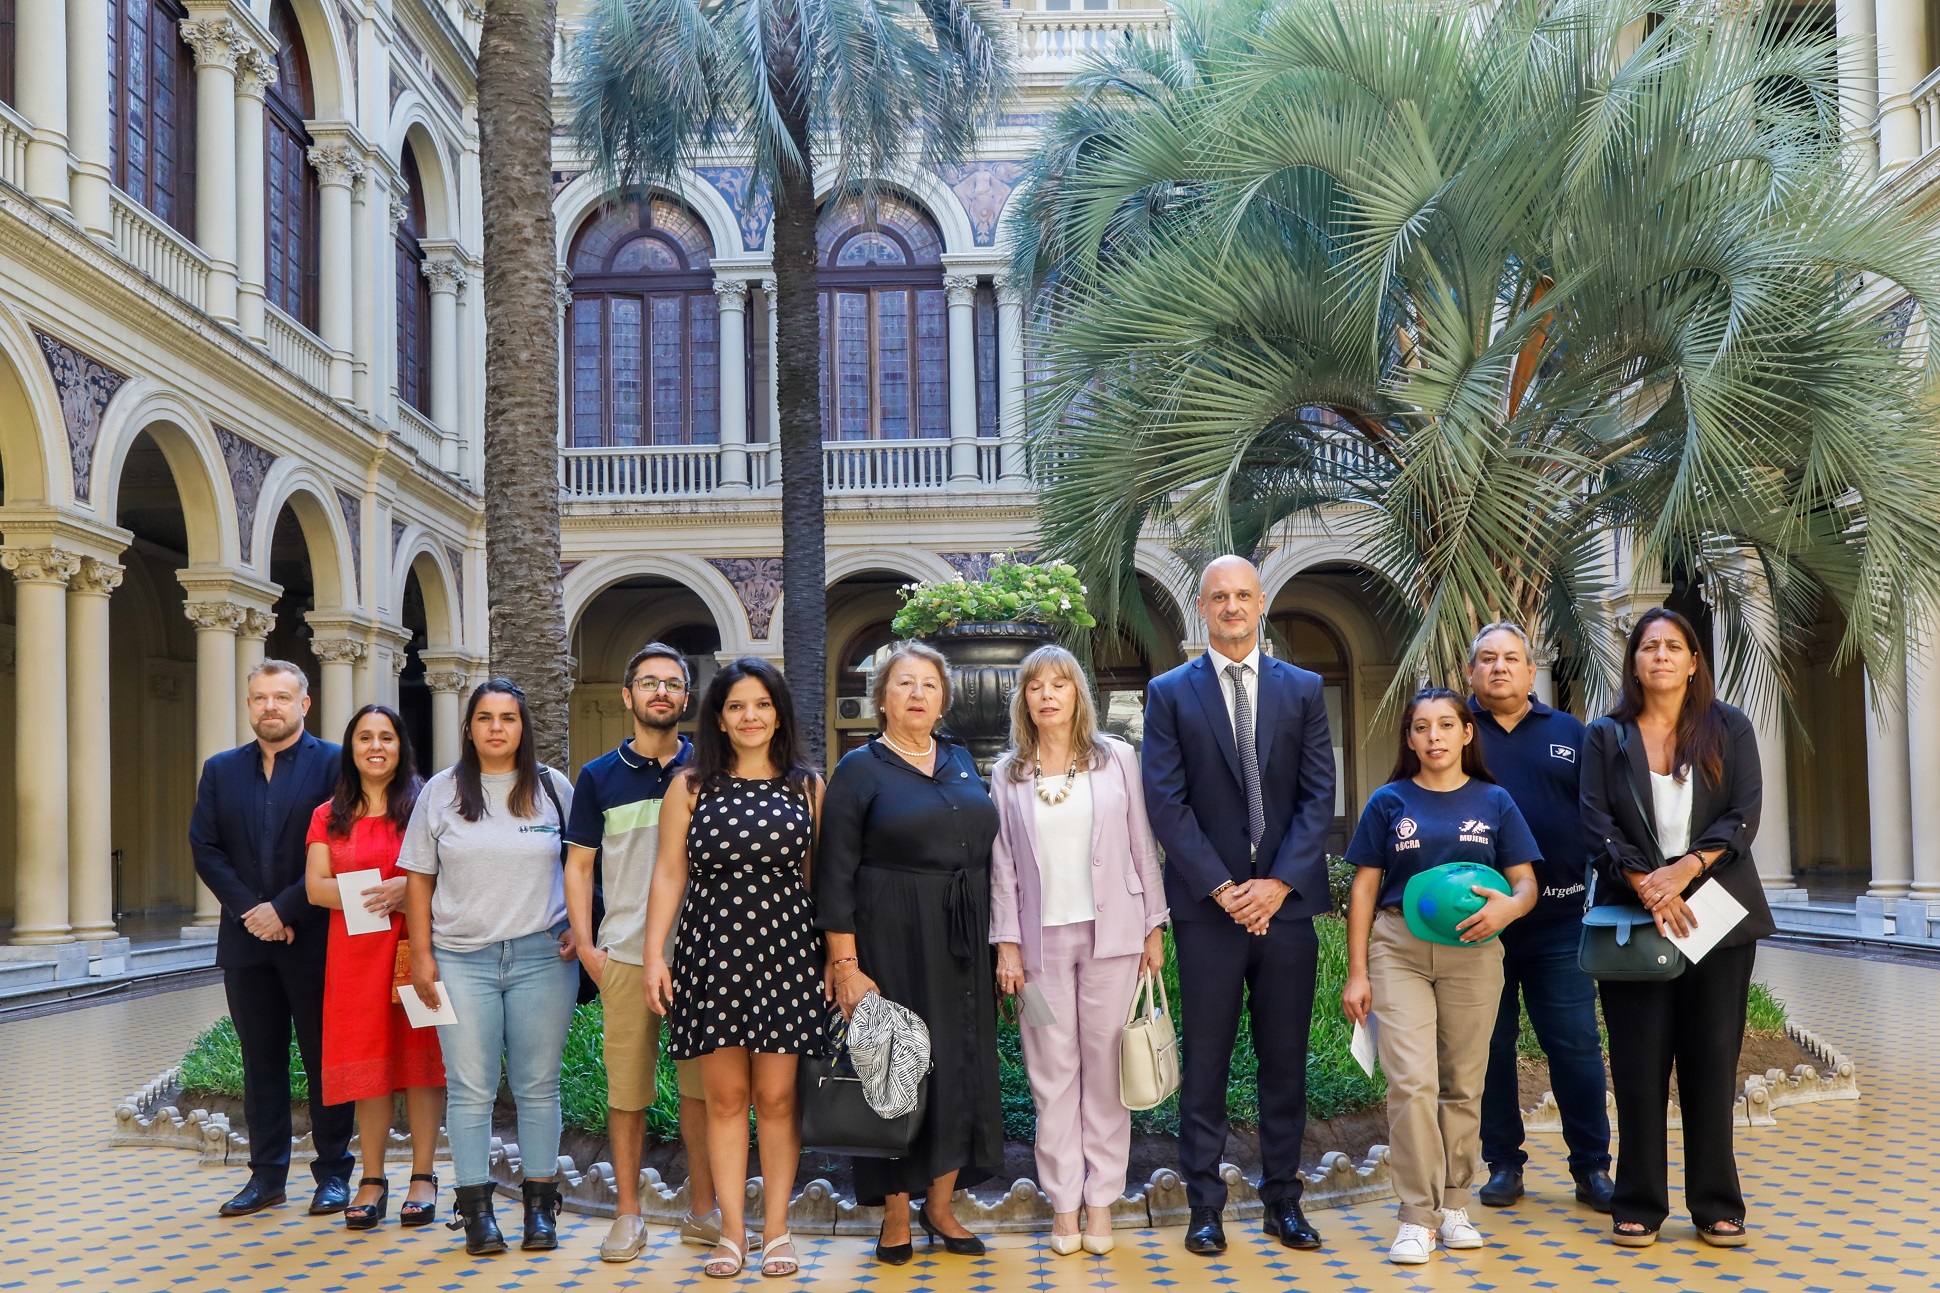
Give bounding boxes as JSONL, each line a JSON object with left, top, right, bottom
{"left": 402, "top": 680, "right": 576, "bottom": 1257}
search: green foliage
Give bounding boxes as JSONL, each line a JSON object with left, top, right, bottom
{"left": 1747, "top": 981, "right": 1789, "bottom": 1035}
{"left": 890, "top": 555, "right": 1099, "bottom": 638}
{"left": 178, "top": 1017, "right": 308, "bottom": 1104}
{"left": 1014, "top": 0, "right": 1940, "bottom": 717}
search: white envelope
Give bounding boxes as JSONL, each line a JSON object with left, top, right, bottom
{"left": 1351, "top": 1017, "right": 1380, "bottom": 1077}
{"left": 1017, "top": 981, "right": 1059, "bottom": 1028}
{"left": 335, "top": 869, "right": 390, "bottom": 936}
{"left": 398, "top": 982, "right": 458, "bottom": 1028}
{"left": 1664, "top": 879, "right": 1749, "bottom": 966}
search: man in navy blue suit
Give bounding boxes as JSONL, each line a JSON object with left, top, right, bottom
{"left": 1142, "top": 556, "right": 1336, "bottom": 1256}
{"left": 190, "top": 660, "right": 354, "bottom": 1217}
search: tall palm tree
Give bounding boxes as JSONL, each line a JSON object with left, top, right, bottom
{"left": 569, "top": 0, "right": 1011, "bottom": 760}
{"left": 478, "top": 0, "right": 572, "bottom": 763}
{"left": 1014, "top": 0, "right": 1940, "bottom": 713}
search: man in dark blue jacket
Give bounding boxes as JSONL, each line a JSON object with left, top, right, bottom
{"left": 1142, "top": 556, "right": 1336, "bottom": 1257}
{"left": 189, "top": 660, "right": 354, "bottom": 1217}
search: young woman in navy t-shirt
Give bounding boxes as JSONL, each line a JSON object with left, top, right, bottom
{"left": 1341, "top": 687, "right": 1541, "bottom": 1266}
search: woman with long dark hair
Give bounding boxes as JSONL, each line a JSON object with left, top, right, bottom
{"left": 1582, "top": 608, "right": 1775, "bottom": 1249}
{"left": 1341, "top": 687, "right": 1540, "bottom": 1265}
{"left": 400, "top": 680, "right": 577, "bottom": 1256}
{"left": 641, "top": 657, "right": 825, "bottom": 1278}
{"left": 304, "top": 705, "right": 443, "bottom": 1229}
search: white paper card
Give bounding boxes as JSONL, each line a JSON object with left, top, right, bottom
{"left": 335, "top": 869, "right": 390, "bottom": 936}
{"left": 398, "top": 982, "right": 458, "bottom": 1029}
{"left": 1018, "top": 982, "right": 1059, "bottom": 1028}
{"left": 1664, "top": 879, "right": 1749, "bottom": 965}
{"left": 1351, "top": 1017, "right": 1380, "bottom": 1077}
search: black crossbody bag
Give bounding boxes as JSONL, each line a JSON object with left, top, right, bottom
{"left": 1577, "top": 730, "right": 1688, "bottom": 983}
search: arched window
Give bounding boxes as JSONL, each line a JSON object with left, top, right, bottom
{"left": 567, "top": 197, "right": 722, "bottom": 447}
{"left": 264, "top": 0, "right": 319, "bottom": 330}
{"left": 107, "top": 0, "right": 196, "bottom": 236}
{"left": 817, "top": 194, "right": 948, "bottom": 440}
{"left": 1, "top": 0, "right": 16, "bottom": 107}
{"left": 395, "top": 148, "right": 432, "bottom": 416}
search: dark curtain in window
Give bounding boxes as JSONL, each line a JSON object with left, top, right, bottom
{"left": 264, "top": 0, "right": 318, "bottom": 330}
{"left": 1, "top": 0, "right": 17, "bottom": 107}
{"left": 107, "top": 0, "right": 196, "bottom": 237}
{"left": 395, "top": 149, "right": 432, "bottom": 416}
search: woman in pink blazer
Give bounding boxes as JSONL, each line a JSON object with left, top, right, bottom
{"left": 991, "top": 645, "right": 1169, "bottom": 1256}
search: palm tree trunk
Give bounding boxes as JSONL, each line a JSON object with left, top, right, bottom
{"left": 477, "top": 0, "right": 570, "bottom": 765}
{"left": 772, "top": 44, "right": 828, "bottom": 764}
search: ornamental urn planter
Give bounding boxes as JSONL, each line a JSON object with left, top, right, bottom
{"left": 926, "top": 621, "right": 1059, "bottom": 776}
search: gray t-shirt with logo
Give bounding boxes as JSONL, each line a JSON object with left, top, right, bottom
{"left": 399, "top": 765, "right": 573, "bottom": 952}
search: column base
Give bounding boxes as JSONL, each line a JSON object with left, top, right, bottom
{"left": 1865, "top": 884, "right": 1913, "bottom": 899}
{"left": 1761, "top": 883, "right": 1810, "bottom": 904}
{"left": 179, "top": 923, "right": 220, "bottom": 942}
{"left": 69, "top": 922, "right": 122, "bottom": 941}
{"left": 1909, "top": 882, "right": 1940, "bottom": 898}
{"left": 6, "top": 927, "right": 75, "bottom": 947}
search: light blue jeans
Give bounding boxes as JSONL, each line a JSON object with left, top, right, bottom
{"left": 436, "top": 931, "right": 579, "bottom": 1187}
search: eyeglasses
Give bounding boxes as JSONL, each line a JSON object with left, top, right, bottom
{"left": 628, "top": 677, "right": 688, "bottom": 694}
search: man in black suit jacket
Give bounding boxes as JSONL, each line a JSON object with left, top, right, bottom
{"left": 189, "top": 660, "right": 354, "bottom": 1216}
{"left": 1142, "top": 556, "right": 1336, "bottom": 1256}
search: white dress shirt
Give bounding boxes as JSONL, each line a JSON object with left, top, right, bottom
{"left": 1206, "top": 644, "right": 1262, "bottom": 741}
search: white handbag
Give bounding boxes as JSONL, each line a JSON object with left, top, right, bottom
{"left": 1118, "top": 971, "right": 1182, "bottom": 1111}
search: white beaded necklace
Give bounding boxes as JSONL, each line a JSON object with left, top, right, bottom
{"left": 880, "top": 732, "right": 936, "bottom": 760}
{"left": 1034, "top": 753, "right": 1081, "bottom": 805}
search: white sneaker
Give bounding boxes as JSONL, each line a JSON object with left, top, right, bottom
{"left": 1389, "top": 1222, "right": 1437, "bottom": 1264}
{"left": 1440, "top": 1207, "right": 1484, "bottom": 1249}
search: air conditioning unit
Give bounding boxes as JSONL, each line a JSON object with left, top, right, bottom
{"left": 836, "top": 696, "right": 877, "bottom": 723}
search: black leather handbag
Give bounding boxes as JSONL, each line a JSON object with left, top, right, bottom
{"left": 1577, "top": 730, "right": 1688, "bottom": 983}
{"left": 797, "top": 1017, "right": 928, "bottom": 1159}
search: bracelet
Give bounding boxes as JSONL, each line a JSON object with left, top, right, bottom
{"left": 1209, "top": 880, "right": 1236, "bottom": 900}
{"left": 836, "top": 971, "right": 859, "bottom": 988}
{"left": 830, "top": 955, "right": 857, "bottom": 967}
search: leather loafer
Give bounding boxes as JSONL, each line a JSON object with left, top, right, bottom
{"left": 308, "top": 1177, "right": 350, "bottom": 1215}
{"left": 1184, "top": 1205, "right": 1227, "bottom": 1256}
{"left": 1262, "top": 1197, "right": 1322, "bottom": 1250}
{"left": 1574, "top": 1170, "right": 1616, "bottom": 1214}
{"left": 1479, "top": 1167, "right": 1524, "bottom": 1208}
{"left": 218, "top": 1178, "right": 286, "bottom": 1217}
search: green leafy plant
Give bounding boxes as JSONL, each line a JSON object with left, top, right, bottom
{"left": 177, "top": 1017, "right": 308, "bottom": 1104}
{"left": 890, "top": 554, "right": 1099, "bottom": 638}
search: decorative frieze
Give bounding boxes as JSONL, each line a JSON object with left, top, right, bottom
{"left": 212, "top": 425, "right": 276, "bottom": 564}
{"left": 936, "top": 161, "right": 1027, "bottom": 247}
{"left": 693, "top": 166, "right": 773, "bottom": 252}
{"left": 32, "top": 330, "right": 128, "bottom": 504}
{"left": 1, "top": 547, "right": 82, "bottom": 585}
{"left": 706, "top": 556, "right": 784, "bottom": 640}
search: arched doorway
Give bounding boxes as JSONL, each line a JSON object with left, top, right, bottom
{"left": 264, "top": 504, "right": 322, "bottom": 731}
{"left": 568, "top": 575, "right": 724, "bottom": 772}
{"left": 1265, "top": 610, "right": 1353, "bottom": 854}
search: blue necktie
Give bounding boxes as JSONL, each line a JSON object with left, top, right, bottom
{"left": 1227, "top": 663, "right": 1265, "bottom": 856}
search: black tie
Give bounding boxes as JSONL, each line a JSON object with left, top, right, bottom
{"left": 1227, "top": 663, "right": 1265, "bottom": 855}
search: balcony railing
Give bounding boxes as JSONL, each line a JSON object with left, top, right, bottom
{"left": 562, "top": 439, "right": 1011, "bottom": 500}
{"left": 110, "top": 192, "right": 209, "bottom": 310}
{"left": 395, "top": 400, "right": 445, "bottom": 466}
{"left": 264, "top": 307, "right": 332, "bottom": 393}
{"left": 1917, "top": 64, "right": 1940, "bottom": 158}
{"left": 563, "top": 443, "right": 723, "bottom": 498}
{"left": 0, "top": 102, "right": 29, "bottom": 191}
{"left": 1011, "top": 11, "right": 1171, "bottom": 75}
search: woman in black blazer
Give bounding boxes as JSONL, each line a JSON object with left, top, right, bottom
{"left": 1580, "top": 607, "right": 1776, "bottom": 1251}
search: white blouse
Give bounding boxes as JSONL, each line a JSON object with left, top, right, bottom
{"left": 1034, "top": 770, "right": 1097, "bottom": 928}
{"left": 1649, "top": 769, "right": 1694, "bottom": 860}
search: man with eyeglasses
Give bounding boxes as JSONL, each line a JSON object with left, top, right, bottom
{"left": 564, "top": 643, "right": 718, "bottom": 1262}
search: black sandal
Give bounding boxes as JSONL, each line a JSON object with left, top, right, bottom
{"left": 400, "top": 1174, "right": 439, "bottom": 1227}
{"left": 343, "top": 1177, "right": 390, "bottom": 1230}
{"left": 1611, "top": 1221, "right": 1658, "bottom": 1248}
{"left": 1697, "top": 1219, "right": 1748, "bottom": 1248}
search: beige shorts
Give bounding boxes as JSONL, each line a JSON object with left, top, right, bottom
{"left": 600, "top": 958, "right": 705, "bottom": 1111}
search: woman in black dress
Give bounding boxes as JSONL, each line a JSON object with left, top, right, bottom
{"left": 643, "top": 658, "right": 824, "bottom": 1279}
{"left": 816, "top": 641, "right": 1004, "bottom": 1264}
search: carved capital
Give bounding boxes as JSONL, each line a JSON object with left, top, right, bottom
{"left": 944, "top": 273, "right": 979, "bottom": 307}
{"left": 70, "top": 557, "right": 126, "bottom": 597}
{"left": 183, "top": 600, "right": 247, "bottom": 633}
{"left": 421, "top": 256, "right": 465, "bottom": 294}
{"left": 239, "top": 608, "right": 278, "bottom": 640}
{"left": 178, "top": 19, "right": 242, "bottom": 72}
{"left": 311, "top": 637, "right": 368, "bottom": 665}
{"left": 995, "top": 275, "right": 1025, "bottom": 310}
{"left": 2, "top": 547, "right": 83, "bottom": 585}
{"left": 235, "top": 46, "right": 278, "bottom": 97}
{"left": 713, "top": 278, "right": 750, "bottom": 311}
{"left": 422, "top": 670, "right": 472, "bottom": 695}
{"left": 760, "top": 276, "right": 778, "bottom": 300}
{"left": 307, "top": 143, "right": 366, "bottom": 190}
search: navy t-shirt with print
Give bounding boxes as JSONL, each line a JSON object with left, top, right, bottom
{"left": 1344, "top": 778, "right": 1545, "bottom": 910}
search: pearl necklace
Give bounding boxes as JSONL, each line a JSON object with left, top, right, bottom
{"left": 1034, "top": 754, "right": 1081, "bottom": 805}
{"left": 880, "top": 732, "right": 936, "bottom": 760}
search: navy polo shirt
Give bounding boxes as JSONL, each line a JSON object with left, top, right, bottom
{"left": 1469, "top": 696, "right": 1590, "bottom": 922}
{"left": 563, "top": 735, "right": 693, "bottom": 963}
{"left": 1345, "top": 778, "right": 1543, "bottom": 909}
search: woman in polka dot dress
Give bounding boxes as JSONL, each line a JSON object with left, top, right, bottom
{"left": 642, "top": 657, "right": 824, "bottom": 1280}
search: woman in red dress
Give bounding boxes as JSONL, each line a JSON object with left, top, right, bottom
{"left": 304, "top": 704, "right": 445, "bottom": 1228}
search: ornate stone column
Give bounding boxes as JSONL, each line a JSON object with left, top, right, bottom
{"left": 763, "top": 277, "right": 782, "bottom": 488}
{"left": 3, "top": 547, "right": 79, "bottom": 944}
{"left": 371, "top": 625, "right": 414, "bottom": 709}
{"left": 1835, "top": 0, "right": 1880, "bottom": 177}
{"left": 715, "top": 278, "right": 751, "bottom": 491}
{"left": 308, "top": 141, "right": 365, "bottom": 399}
{"left": 310, "top": 635, "right": 366, "bottom": 742}
{"left": 1907, "top": 628, "right": 1940, "bottom": 897}
{"left": 67, "top": 0, "right": 114, "bottom": 235}
{"left": 234, "top": 607, "right": 276, "bottom": 743}
{"left": 67, "top": 557, "right": 123, "bottom": 940}
{"left": 995, "top": 276, "right": 1028, "bottom": 484}
{"left": 423, "top": 252, "right": 464, "bottom": 456}
{"left": 16, "top": 0, "right": 71, "bottom": 210}
{"left": 179, "top": 16, "right": 242, "bottom": 324}
{"left": 182, "top": 598, "right": 244, "bottom": 926}
{"left": 944, "top": 273, "right": 981, "bottom": 488}
{"left": 234, "top": 47, "right": 276, "bottom": 342}
{"left": 1876, "top": 0, "right": 1931, "bottom": 171}
{"left": 1866, "top": 663, "right": 1914, "bottom": 898}
{"left": 420, "top": 656, "right": 474, "bottom": 773}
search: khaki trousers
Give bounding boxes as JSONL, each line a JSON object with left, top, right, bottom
{"left": 1368, "top": 909, "right": 1505, "bottom": 1227}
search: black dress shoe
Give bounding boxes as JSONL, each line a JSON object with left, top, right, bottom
{"left": 308, "top": 1176, "right": 351, "bottom": 1215}
{"left": 1261, "top": 1197, "right": 1322, "bottom": 1250}
{"left": 1479, "top": 1167, "right": 1524, "bottom": 1208}
{"left": 218, "top": 1178, "right": 286, "bottom": 1217}
{"left": 1574, "top": 1169, "right": 1616, "bottom": 1214}
{"left": 1184, "top": 1206, "right": 1227, "bottom": 1256}
{"left": 874, "top": 1220, "right": 913, "bottom": 1266}
{"left": 918, "top": 1203, "right": 986, "bottom": 1256}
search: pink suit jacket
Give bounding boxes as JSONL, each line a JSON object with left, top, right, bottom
{"left": 988, "top": 735, "right": 1170, "bottom": 975}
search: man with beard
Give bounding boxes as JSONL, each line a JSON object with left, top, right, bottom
{"left": 191, "top": 659, "right": 354, "bottom": 1216}
{"left": 564, "top": 643, "right": 717, "bottom": 1262}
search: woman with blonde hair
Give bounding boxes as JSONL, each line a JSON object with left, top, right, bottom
{"left": 989, "top": 645, "right": 1168, "bottom": 1255}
